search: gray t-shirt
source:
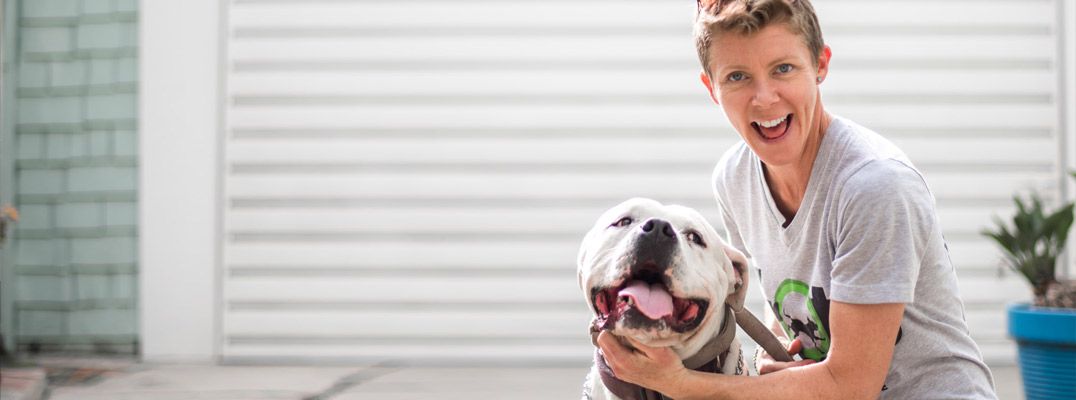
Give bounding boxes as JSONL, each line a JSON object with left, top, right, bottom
{"left": 713, "top": 116, "right": 997, "bottom": 399}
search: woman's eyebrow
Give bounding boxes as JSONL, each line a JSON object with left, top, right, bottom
{"left": 714, "top": 64, "right": 748, "bottom": 74}
{"left": 716, "top": 56, "right": 799, "bottom": 74}
{"left": 765, "top": 56, "right": 799, "bottom": 67}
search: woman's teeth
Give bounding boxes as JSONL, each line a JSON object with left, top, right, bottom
{"left": 758, "top": 115, "right": 788, "bottom": 128}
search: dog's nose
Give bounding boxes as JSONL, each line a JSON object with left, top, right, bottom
{"left": 632, "top": 218, "right": 676, "bottom": 282}
{"left": 640, "top": 218, "right": 676, "bottom": 239}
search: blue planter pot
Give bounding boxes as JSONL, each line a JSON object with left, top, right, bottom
{"left": 1007, "top": 303, "right": 1076, "bottom": 400}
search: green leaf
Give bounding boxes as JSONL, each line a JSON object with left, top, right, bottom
{"left": 1050, "top": 203, "right": 1075, "bottom": 251}
{"left": 982, "top": 192, "right": 1072, "bottom": 291}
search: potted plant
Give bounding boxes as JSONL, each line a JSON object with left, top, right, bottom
{"left": 982, "top": 192, "right": 1076, "bottom": 400}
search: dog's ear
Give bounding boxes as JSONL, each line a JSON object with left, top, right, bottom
{"left": 577, "top": 227, "right": 600, "bottom": 290}
{"left": 722, "top": 244, "right": 749, "bottom": 305}
{"left": 577, "top": 235, "right": 589, "bottom": 290}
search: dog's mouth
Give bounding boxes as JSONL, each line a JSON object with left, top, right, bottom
{"left": 591, "top": 272, "right": 709, "bottom": 333}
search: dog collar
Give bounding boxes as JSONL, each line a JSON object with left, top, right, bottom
{"left": 589, "top": 304, "right": 737, "bottom": 400}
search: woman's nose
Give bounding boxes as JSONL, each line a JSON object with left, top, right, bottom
{"left": 751, "top": 80, "right": 779, "bottom": 107}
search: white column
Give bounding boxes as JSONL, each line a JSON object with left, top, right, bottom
{"left": 1063, "top": 0, "right": 1076, "bottom": 279}
{"left": 138, "top": 0, "right": 222, "bottom": 362}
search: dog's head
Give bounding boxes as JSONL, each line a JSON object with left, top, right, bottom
{"left": 578, "top": 198, "right": 747, "bottom": 355}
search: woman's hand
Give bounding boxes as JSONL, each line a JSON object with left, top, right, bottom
{"left": 755, "top": 338, "right": 816, "bottom": 374}
{"left": 596, "top": 330, "right": 690, "bottom": 394}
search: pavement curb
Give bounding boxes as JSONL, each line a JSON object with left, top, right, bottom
{"left": 0, "top": 367, "right": 47, "bottom": 400}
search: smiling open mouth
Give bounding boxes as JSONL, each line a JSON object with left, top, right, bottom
{"left": 591, "top": 273, "right": 709, "bottom": 333}
{"left": 751, "top": 113, "right": 792, "bottom": 142}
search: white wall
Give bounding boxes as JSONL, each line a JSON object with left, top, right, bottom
{"left": 1064, "top": 0, "right": 1076, "bottom": 279}
{"left": 138, "top": 0, "right": 220, "bottom": 362}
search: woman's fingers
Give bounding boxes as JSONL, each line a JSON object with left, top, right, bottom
{"left": 595, "top": 331, "right": 687, "bottom": 391}
{"left": 786, "top": 338, "right": 803, "bottom": 356}
{"left": 622, "top": 335, "right": 666, "bottom": 360}
{"left": 596, "top": 331, "right": 629, "bottom": 368}
{"left": 757, "top": 338, "right": 816, "bottom": 375}
{"left": 597, "top": 331, "right": 647, "bottom": 383}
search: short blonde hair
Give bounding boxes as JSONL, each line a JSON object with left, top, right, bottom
{"left": 694, "top": 0, "right": 825, "bottom": 77}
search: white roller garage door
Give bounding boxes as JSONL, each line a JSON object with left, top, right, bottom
{"left": 218, "top": 0, "right": 1066, "bottom": 364}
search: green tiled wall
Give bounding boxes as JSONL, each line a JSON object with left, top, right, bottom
{"left": 10, "top": 0, "right": 138, "bottom": 353}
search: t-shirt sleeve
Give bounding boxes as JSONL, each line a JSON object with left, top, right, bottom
{"left": 712, "top": 162, "right": 749, "bottom": 258}
{"left": 830, "top": 158, "right": 936, "bottom": 304}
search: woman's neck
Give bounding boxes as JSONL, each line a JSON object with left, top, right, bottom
{"left": 763, "top": 163, "right": 810, "bottom": 221}
{"left": 763, "top": 112, "right": 831, "bottom": 221}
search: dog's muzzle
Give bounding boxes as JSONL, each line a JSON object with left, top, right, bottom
{"left": 590, "top": 218, "right": 710, "bottom": 333}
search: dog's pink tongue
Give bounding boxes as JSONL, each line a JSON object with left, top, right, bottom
{"left": 618, "top": 280, "right": 674, "bottom": 320}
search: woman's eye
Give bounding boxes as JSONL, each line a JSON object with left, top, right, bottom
{"left": 776, "top": 63, "right": 793, "bottom": 74}
{"left": 727, "top": 72, "right": 745, "bottom": 82}
{"left": 612, "top": 217, "right": 633, "bottom": 227}
{"left": 687, "top": 232, "right": 707, "bottom": 247}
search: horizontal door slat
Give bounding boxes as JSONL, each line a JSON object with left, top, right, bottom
{"left": 225, "top": 172, "right": 1053, "bottom": 200}
{"left": 221, "top": 343, "right": 592, "bottom": 362}
{"left": 222, "top": 273, "right": 1028, "bottom": 307}
{"left": 226, "top": 242, "right": 578, "bottom": 267}
{"left": 229, "top": 69, "right": 1054, "bottom": 97}
{"left": 957, "top": 276, "right": 1029, "bottom": 304}
{"left": 231, "top": 2, "right": 691, "bottom": 29}
{"left": 226, "top": 204, "right": 1026, "bottom": 239}
{"left": 227, "top": 137, "right": 1054, "bottom": 167}
{"left": 230, "top": 35, "right": 1051, "bottom": 63}
{"left": 231, "top": 1, "right": 1051, "bottom": 30}
{"left": 966, "top": 309, "right": 1009, "bottom": 341}
{"left": 224, "top": 238, "right": 1002, "bottom": 273}
{"left": 228, "top": 104, "right": 1056, "bottom": 130}
{"left": 224, "top": 310, "right": 589, "bottom": 337}
{"left": 230, "top": 70, "right": 704, "bottom": 97}
{"left": 221, "top": 307, "right": 1013, "bottom": 343}
{"left": 226, "top": 276, "right": 581, "bottom": 303}
{"left": 228, "top": 207, "right": 609, "bottom": 233}
{"left": 814, "top": 1, "right": 1052, "bottom": 27}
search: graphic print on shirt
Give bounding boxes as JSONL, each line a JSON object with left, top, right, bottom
{"left": 769, "top": 279, "right": 832, "bottom": 361}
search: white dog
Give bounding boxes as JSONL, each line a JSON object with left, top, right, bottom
{"left": 578, "top": 198, "right": 751, "bottom": 400}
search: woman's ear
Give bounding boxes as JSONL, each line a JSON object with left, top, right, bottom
{"left": 700, "top": 70, "right": 720, "bottom": 105}
{"left": 815, "top": 45, "right": 833, "bottom": 84}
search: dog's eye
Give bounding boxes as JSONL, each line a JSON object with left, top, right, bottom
{"left": 611, "top": 217, "right": 633, "bottom": 227}
{"left": 686, "top": 231, "right": 707, "bottom": 247}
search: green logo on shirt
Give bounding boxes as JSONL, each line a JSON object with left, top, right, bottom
{"left": 772, "top": 279, "right": 831, "bottom": 361}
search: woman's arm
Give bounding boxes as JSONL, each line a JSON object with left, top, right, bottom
{"left": 755, "top": 302, "right": 817, "bottom": 375}
{"left": 597, "top": 301, "right": 905, "bottom": 400}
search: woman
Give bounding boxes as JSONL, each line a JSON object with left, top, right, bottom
{"left": 595, "top": 0, "right": 998, "bottom": 398}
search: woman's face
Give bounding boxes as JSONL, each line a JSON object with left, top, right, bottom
{"left": 701, "top": 24, "right": 831, "bottom": 169}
